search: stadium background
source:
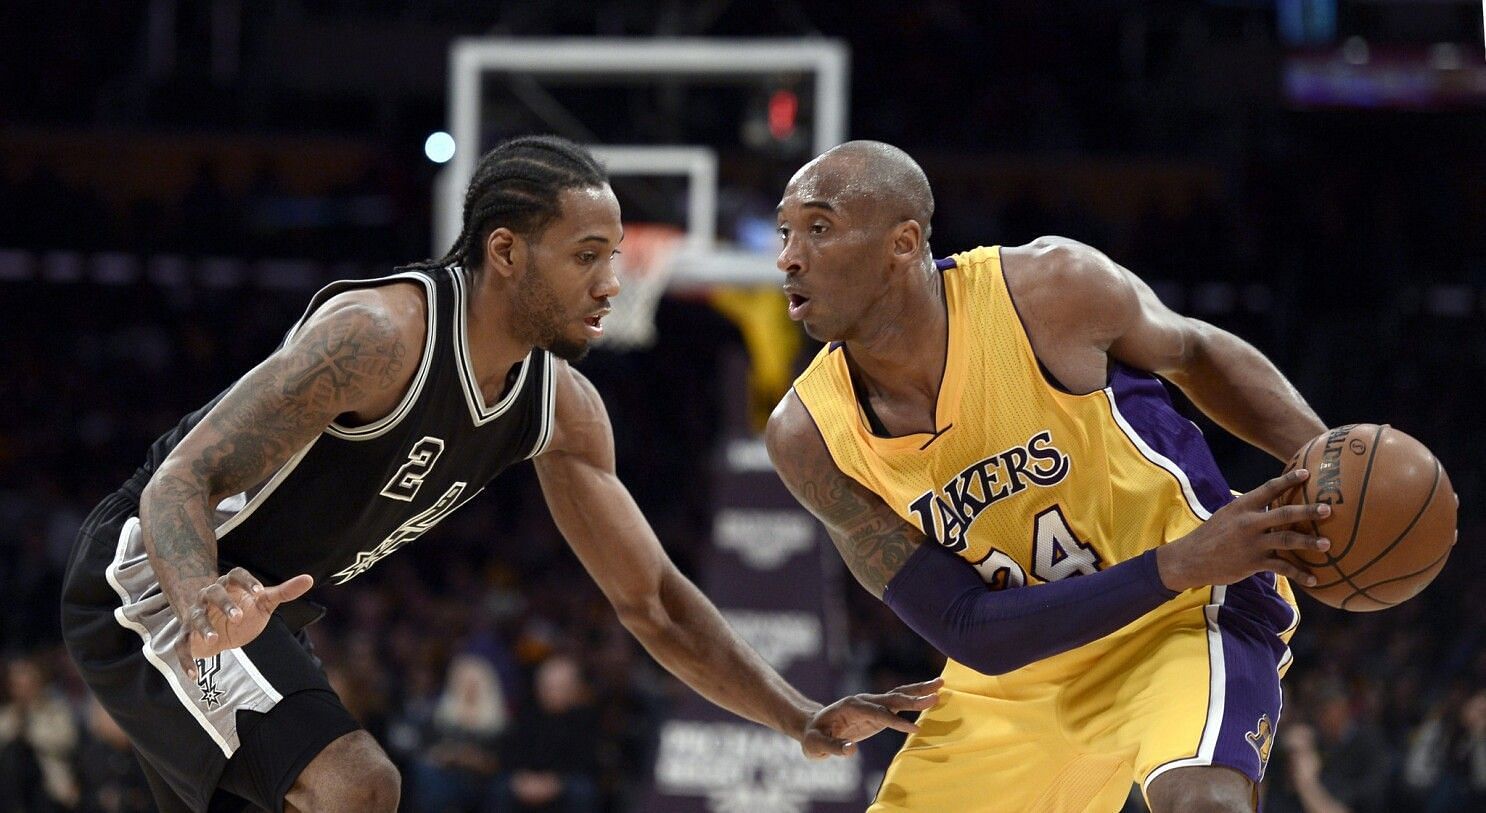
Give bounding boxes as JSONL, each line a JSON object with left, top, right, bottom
{"left": 1, "top": 1, "right": 1483, "bottom": 811}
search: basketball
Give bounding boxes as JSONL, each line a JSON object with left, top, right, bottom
{"left": 1279, "top": 424, "right": 1457, "bottom": 611}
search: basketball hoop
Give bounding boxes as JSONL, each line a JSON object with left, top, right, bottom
{"left": 601, "top": 223, "right": 685, "bottom": 351}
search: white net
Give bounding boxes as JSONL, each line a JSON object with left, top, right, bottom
{"left": 600, "top": 223, "right": 685, "bottom": 351}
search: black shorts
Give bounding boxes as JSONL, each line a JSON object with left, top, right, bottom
{"left": 60, "top": 490, "right": 361, "bottom": 813}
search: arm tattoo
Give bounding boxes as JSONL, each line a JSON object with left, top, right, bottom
{"left": 141, "top": 473, "right": 218, "bottom": 586}
{"left": 777, "top": 414, "right": 921, "bottom": 599}
{"left": 190, "top": 307, "right": 406, "bottom": 495}
{"left": 142, "top": 303, "right": 408, "bottom": 606}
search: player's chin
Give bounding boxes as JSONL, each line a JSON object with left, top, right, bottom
{"left": 800, "top": 317, "right": 838, "bottom": 343}
{"left": 545, "top": 331, "right": 592, "bottom": 363}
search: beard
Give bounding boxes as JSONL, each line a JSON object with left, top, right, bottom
{"left": 514, "top": 256, "right": 590, "bottom": 362}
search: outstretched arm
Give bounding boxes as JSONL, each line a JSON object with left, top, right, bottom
{"left": 533, "top": 363, "right": 936, "bottom": 757}
{"left": 765, "top": 391, "right": 1329, "bottom": 675}
{"left": 1005, "top": 237, "right": 1325, "bottom": 461}
{"left": 141, "top": 286, "right": 420, "bottom": 676}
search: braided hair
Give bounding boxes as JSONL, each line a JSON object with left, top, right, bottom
{"left": 401, "top": 135, "right": 608, "bottom": 272}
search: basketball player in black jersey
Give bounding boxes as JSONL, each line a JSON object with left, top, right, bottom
{"left": 59, "top": 135, "right": 940, "bottom": 813}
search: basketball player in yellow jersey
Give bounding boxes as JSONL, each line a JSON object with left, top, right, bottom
{"left": 766, "top": 141, "right": 1337, "bottom": 813}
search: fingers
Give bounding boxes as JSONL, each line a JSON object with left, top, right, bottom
{"left": 261, "top": 574, "right": 314, "bottom": 606}
{"left": 201, "top": 582, "right": 244, "bottom": 624}
{"left": 1266, "top": 531, "right": 1331, "bottom": 554}
{"left": 823, "top": 738, "right": 856, "bottom": 758}
{"left": 175, "top": 636, "right": 199, "bottom": 681}
{"left": 184, "top": 603, "right": 219, "bottom": 655}
{"left": 1246, "top": 468, "right": 1309, "bottom": 507}
{"left": 847, "top": 698, "right": 923, "bottom": 734}
{"left": 1261, "top": 502, "right": 1330, "bottom": 530}
{"left": 802, "top": 732, "right": 854, "bottom": 760}
{"left": 873, "top": 708, "right": 921, "bottom": 735}
{"left": 888, "top": 677, "right": 944, "bottom": 696}
{"left": 1265, "top": 556, "right": 1318, "bottom": 587}
{"left": 870, "top": 690, "right": 940, "bottom": 714}
{"left": 223, "top": 566, "right": 266, "bottom": 595}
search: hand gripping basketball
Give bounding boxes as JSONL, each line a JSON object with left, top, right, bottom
{"left": 1155, "top": 468, "right": 1332, "bottom": 592}
{"left": 176, "top": 567, "right": 314, "bottom": 680}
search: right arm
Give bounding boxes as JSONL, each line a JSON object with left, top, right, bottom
{"left": 765, "top": 391, "right": 1332, "bottom": 675}
{"left": 140, "top": 288, "right": 418, "bottom": 675}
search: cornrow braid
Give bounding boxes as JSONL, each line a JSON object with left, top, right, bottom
{"left": 400, "top": 135, "right": 608, "bottom": 272}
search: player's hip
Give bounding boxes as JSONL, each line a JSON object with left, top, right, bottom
{"left": 876, "top": 580, "right": 1295, "bottom": 810}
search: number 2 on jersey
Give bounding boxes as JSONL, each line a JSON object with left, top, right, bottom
{"left": 973, "top": 505, "right": 1103, "bottom": 589}
{"left": 380, "top": 436, "right": 445, "bottom": 501}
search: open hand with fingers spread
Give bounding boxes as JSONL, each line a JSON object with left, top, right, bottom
{"left": 1156, "top": 468, "right": 1332, "bottom": 592}
{"left": 801, "top": 677, "right": 944, "bottom": 759}
{"left": 175, "top": 567, "right": 314, "bottom": 679}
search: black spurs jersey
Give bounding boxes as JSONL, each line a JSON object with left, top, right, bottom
{"left": 123, "top": 265, "right": 555, "bottom": 587}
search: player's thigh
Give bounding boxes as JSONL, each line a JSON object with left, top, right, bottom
{"left": 1080, "top": 582, "right": 1290, "bottom": 807}
{"left": 1145, "top": 765, "right": 1255, "bottom": 813}
{"left": 869, "top": 667, "right": 1130, "bottom": 813}
{"left": 281, "top": 729, "right": 399, "bottom": 813}
{"left": 218, "top": 686, "right": 365, "bottom": 812}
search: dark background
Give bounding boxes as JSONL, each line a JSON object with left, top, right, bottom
{"left": 1, "top": 2, "right": 1483, "bottom": 811}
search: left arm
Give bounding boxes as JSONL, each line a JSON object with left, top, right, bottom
{"left": 533, "top": 362, "right": 937, "bottom": 757}
{"left": 1022, "top": 237, "right": 1324, "bottom": 461}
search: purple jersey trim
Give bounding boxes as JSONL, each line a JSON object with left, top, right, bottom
{"left": 934, "top": 256, "right": 956, "bottom": 271}
{"left": 1108, "top": 363, "right": 1234, "bottom": 516}
{"left": 1211, "top": 582, "right": 1293, "bottom": 783}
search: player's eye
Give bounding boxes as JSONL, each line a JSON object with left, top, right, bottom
{"left": 577, "top": 251, "right": 598, "bottom": 264}
{"left": 810, "top": 222, "right": 828, "bottom": 235}
{"left": 777, "top": 226, "right": 790, "bottom": 242}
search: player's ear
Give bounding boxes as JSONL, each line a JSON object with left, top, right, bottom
{"left": 891, "top": 219, "right": 923, "bottom": 261}
{"left": 485, "top": 227, "right": 520, "bottom": 278}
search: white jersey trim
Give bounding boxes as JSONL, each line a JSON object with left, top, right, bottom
{"left": 1103, "top": 387, "right": 1214, "bottom": 521}
{"left": 450, "top": 265, "right": 534, "bottom": 426}
{"left": 216, "top": 434, "right": 320, "bottom": 538}
{"left": 527, "top": 352, "right": 557, "bottom": 459}
{"left": 1142, "top": 584, "right": 1229, "bottom": 791}
{"left": 322, "top": 271, "right": 439, "bottom": 441}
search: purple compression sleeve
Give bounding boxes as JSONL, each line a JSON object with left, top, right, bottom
{"left": 881, "top": 541, "right": 1179, "bottom": 675}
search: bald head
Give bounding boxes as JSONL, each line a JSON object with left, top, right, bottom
{"left": 787, "top": 140, "right": 934, "bottom": 240}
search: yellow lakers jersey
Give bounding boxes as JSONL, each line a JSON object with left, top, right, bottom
{"left": 794, "top": 246, "right": 1249, "bottom": 599}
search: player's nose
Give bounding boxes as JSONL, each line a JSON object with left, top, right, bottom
{"left": 594, "top": 263, "right": 621, "bottom": 299}
{"left": 776, "top": 236, "right": 805, "bottom": 275}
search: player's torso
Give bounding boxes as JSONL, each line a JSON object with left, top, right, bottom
{"left": 139, "top": 266, "right": 555, "bottom": 586}
{"left": 794, "top": 246, "right": 1233, "bottom": 591}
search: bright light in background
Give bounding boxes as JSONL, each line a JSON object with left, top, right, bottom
{"left": 424, "top": 131, "right": 456, "bottom": 163}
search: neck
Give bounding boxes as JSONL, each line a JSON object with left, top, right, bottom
{"left": 464, "top": 267, "right": 537, "bottom": 384}
{"left": 843, "top": 257, "right": 947, "bottom": 402}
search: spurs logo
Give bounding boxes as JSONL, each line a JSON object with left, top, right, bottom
{"left": 195, "top": 654, "right": 224, "bottom": 708}
{"left": 333, "top": 482, "right": 469, "bottom": 584}
{"left": 1246, "top": 714, "right": 1275, "bottom": 767}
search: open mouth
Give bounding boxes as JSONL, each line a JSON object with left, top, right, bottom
{"left": 582, "top": 313, "right": 606, "bottom": 337}
{"left": 786, "top": 293, "right": 811, "bottom": 320}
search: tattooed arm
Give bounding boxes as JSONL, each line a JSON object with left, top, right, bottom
{"left": 140, "top": 284, "right": 421, "bottom": 675}
{"left": 764, "top": 391, "right": 921, "bottom": 597}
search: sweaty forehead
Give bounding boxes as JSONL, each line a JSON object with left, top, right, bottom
{"left": 781, "top": 155, "right": 884, "bottom": 216}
